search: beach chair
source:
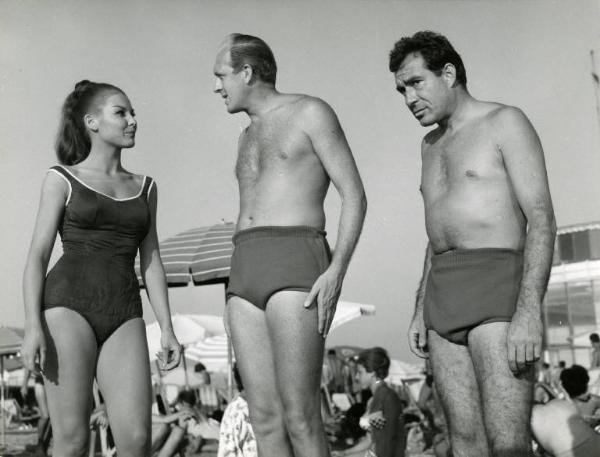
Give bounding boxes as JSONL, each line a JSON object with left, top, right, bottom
{"left": 2, "top": 398, "right": 40, "bottom": 428}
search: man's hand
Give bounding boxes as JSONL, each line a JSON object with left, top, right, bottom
{"left": 507, "top": 307, "right": 542, "bottom": 374}
{"left": 304, "top": 268, "right": 343, "bottom": 337}
{"left": 408, "top": 310, "right": 428, "bottom": 358}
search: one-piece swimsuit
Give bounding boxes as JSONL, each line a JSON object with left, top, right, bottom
{"left": 43, "top": 165, "right": 152, "bottom": 346}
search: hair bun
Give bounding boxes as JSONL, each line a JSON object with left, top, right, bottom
{"left": 74, "top": 80, "right": 92, "bottom": 92}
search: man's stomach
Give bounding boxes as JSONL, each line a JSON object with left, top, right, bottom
{"left": 237, "top": 192, "right": 327, "bottom": 231}
{"left": 424, "top": 198, "right": 525, "bottom": 253}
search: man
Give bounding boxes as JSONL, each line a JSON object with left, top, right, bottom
{"left": 213, "top": 34, "right": 366, "bottom": 457}
{"left": 590, "top": 333, "right": 600, "bottom": 368}
{"left": 390, "top": 31, "right": 556, "bottom": 456}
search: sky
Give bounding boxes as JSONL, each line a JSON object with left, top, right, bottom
{"left": 1, "top": 0, "right": 600, "bottom": 363}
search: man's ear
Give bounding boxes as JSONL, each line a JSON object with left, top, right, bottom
{"left": 84, "top": 114, "right": 99, "bottom": 132}
{"left": 242, "top": 64, "right": 254, "bottom": 84}
{"left": 442, "top": 63, "right": 457, "bottom": 88}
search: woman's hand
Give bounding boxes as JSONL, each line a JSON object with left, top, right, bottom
{"left": 21, "top": 325, "right": 46, "bottom": 375}
{"left": 157, "top": 330, "right": 182, "bottom": 371}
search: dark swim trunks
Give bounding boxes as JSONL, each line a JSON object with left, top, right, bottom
{"left": 226, "top": 226, "right": 331, "bottom": 310}
{"left": 43, "top": 166, "right": 152, "bottom": 347}
{"left": 424, "top": 248, "right": 524, "bottom": 345}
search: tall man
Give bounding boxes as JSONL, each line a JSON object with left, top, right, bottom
{"left": 213, "top": 34, "right": 366, "bottom": 457}
{"left": 390, "top": 31, "right": 556, "bottom": 456}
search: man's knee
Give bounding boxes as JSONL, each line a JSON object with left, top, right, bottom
{"left": 281, "top": 401, "right": 320, "bottom": 439}
{"left": 248, "top": 403, "right": 285, "bottom": 437}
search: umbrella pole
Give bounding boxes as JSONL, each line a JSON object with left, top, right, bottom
{"left": 182, "top": 347, "right": 189, "bottom": 390}
{"left": 1, "top": 356, "right": 5, "bottom": 450}
{"left": 224, "top": 283, "right": 233, "bottom": 402}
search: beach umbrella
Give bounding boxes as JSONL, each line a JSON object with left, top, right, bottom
{"left": 135, "top": 222, "right": 235, "bottom": 287}
{"left": 0, "top": 326, "right": 24, "bottom": 448}
{"left": 135, "top": 221, "right": 235, "bottom": 396}
{"left": 146, "top": 314, "right": 226, "bottom": 389}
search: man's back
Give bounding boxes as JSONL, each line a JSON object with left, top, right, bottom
{"left": 421, "top": 101, "right": 527, "bottom": 253}
{"left": 236, "top": 94, "right": 331, "bottom": 230}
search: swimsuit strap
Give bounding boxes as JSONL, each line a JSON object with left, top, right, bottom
{"left": 143, "top": 176, "right": 155, "bottom": 199}
{"left": 47, "top": 165, "right": 74, "bottom": 205}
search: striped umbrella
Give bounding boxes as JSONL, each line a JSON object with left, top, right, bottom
{"left": 136, "top": 222, "right": 236, "bottom": 287}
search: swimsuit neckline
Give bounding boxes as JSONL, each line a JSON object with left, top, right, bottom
{"left": 57, "top": 165, "right": 146, "bottom": 201}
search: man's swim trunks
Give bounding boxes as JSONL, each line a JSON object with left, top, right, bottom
{"left": 424, "top": 248, "right": 523, "bottom": 345}
{"left": 226, "top": 226, "right": 331, "bottom": 310}
{"left": 43, "top": 166, "right": 152, "bottom": 347}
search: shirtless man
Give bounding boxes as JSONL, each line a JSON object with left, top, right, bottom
{"left": 213, "top": 34, "right": 366, "bottom": 457}
{"left": 389, "top": 31, "right": 556, "bottom": 456}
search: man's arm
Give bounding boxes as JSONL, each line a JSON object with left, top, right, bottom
{"left": 496, "top": 106, "right": 556, "bottom": 374}
{"left": 300, "top": 97, "right": 367, "bottom": 335}
{"left": 409, "top": 243, "right": 432, "bottom": 358}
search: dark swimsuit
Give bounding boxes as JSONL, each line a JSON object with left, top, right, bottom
{"left": 424, "top": 248, "right": 524, "bottom": 345}
{"left": 43, "top": 166, "right": 152, "bottom": 347}
{"left": 226, "top": 226, "right": 331, "bottom": 310}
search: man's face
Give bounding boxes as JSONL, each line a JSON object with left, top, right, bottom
{"left": 394, "top": 53, "right": 451, "bottom": 126}
{"left": 213, "top": 48, "right": 246, "bottom": 114}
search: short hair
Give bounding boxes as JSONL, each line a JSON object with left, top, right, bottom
{"left": 227, "top": 34, "right": 277, "bottom": 85}
{"left": 560, "top": 365, "right": 589, "bottom": 397}
{"left": 590, "top": 333, "right": 600, "bottom": 343}
{"left": 558, "top": 360, "right": 566, "bottom": 368}
{"left": 389, "top": 31, "right": 467, "bottom": 87}
{"left": 357, "top": 347, "right": 390, "bottom": 380}
{"left": 177, "top": 389, "right": 197, "bottom": 406}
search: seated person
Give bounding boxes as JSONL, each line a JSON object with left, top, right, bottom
{"left": 218, "top": 363, "right": 257, "bottom": 457}
{"left": 531, "top": 365, "right": 600, "bottom": 457}
{"left": 151, "top": 391, "right": 198, "bottom": 457}
{"left": 560, "top": 365, "right": 600, "bottom": 428}
{"left": 194, "top": 362, "right": 226, "bottom": 417}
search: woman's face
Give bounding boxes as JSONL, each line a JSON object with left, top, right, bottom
{"left": 356, "top": 364, "right": 374, "bottom": 390}
{"left": 91, "top": 91, "right": 137, "bottom": 149}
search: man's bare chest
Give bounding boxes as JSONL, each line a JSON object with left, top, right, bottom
{"left": 236, "top": 126, "right": 310, "bottom": 178}
{"left": 422, "top": 132, "right": 502, "bottom": 190}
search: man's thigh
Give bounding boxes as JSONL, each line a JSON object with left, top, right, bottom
{"left": 468, "top": 322, "right": 534, "bottom": 452}
{"left": 226, "top": 296, "right": 282, "bottom": 412}
{"left": 428, "top": 330, "right": 488, "bottom": 446}
{"left": 266, "top": 290, "right": 324, "bottom": 410}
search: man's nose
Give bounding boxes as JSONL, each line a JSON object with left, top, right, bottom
{"left": 405, "top": 88, "right": 418, "bottom": 107}
{"left": 214, "top": 78, "right": 222, "bottom": 93}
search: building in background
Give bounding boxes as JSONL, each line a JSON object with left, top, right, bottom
{"left": 544, "top": 222, "right": 600, "bottom": 366}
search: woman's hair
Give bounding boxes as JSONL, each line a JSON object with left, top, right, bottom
{"left": 55, "top": 80, "right": 124, "bottom": 165}
{"left": 357, "top": 347, "right": 391, "bottom": 380}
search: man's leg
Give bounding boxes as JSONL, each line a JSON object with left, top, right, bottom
{"left": 267, "top": 291, "right": 330, "bottom": 457}
{"left": 428, "top": 329, "right": 490, "bottom": 457}
{"left": 226, "top": 296, "right": 293, "bottom": 457}
{"left": 469, "top": 322, "right": 534, "bottom": 457}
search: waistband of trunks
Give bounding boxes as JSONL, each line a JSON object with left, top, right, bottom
{"left": 233, "top": 225, "right": 327, "bottom": 245}
{"left": 431, "top": 247, "right": 523, "bottom": 267}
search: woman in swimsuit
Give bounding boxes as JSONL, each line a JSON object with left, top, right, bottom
{"left": 21, "top": 80, "right": 181, "bottom": 457}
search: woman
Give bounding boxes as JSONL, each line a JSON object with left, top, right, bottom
{"left": 335, "top": 347, "right": 405, "bottom": 457}
{"left": 21, "top": 80, "right": 181, "bottom": 457}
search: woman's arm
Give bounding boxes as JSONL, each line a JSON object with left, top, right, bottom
{"left": 139, "top": 182, "right": 181, "bottom": 370}
{"left": 22, "top": 171, "right": 68, "bottom": 372}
